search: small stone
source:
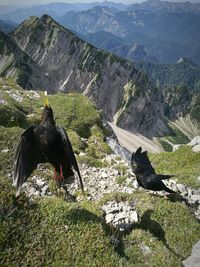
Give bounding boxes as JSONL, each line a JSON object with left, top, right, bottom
{"left": 1, "top": 149, "right": 9, "bottom": 153}
{"left": 36, "top": 179, "right": 46, "bottom": 187}
{"left": 101, "top": 171, "right": 108, "bottom": 178}
{"left": 113, "top": 212, "right": 127, "bottom": 223}
{"left": 140, "top": 243, "right": 152, "bottom": 254}
{"left": 197, "top": 176, "right": 200, "bottom": 182}
{"left": 190, "top": 195, "right": 200, "bottom": 204}
{"left": 187, "top": 188, "right": 193, "bottom": 197}
{"left": 133, "top": 180, "right": 139, "bottom": 189}
{"left": 41, "top": 185, "right": 48, "bottom": 196}
{"left": 64, "top": 225, "right": 69, "bottom": 231}
{"left": 105, "top": 213, "right": 114, "bottom": 223}
{"left": 129, "top": 211, "right": 139, "bottom": 223}
{"left": 176, "top": 183, "right": 187, "bottom": 194}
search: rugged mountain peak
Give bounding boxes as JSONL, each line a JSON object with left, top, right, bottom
{"left": 4, "top": 15, "right": 168, "bottom": 137}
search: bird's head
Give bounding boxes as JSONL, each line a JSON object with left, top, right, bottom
{"left": 41, "top": 92, "right": 55, "bottom": 125}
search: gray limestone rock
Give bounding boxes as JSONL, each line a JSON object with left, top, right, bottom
{"left": 183, "top": 240, "right": 200, "bottom": 267}
{"left": 192, "top": 145, "right": 200, "bottom": 153}
{"left": 188, "top": 136, "right": 200, "bottom": 146}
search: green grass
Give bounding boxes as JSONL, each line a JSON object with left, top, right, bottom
{"left": 1, "top": 177, "right": 199, "bottom": 267}
{"left": 150, "top": 146, "right": 200, "bottom": 189}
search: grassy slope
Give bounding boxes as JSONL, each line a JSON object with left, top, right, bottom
{"left": 150, "top": 146, "right": 200, "bottom": 189}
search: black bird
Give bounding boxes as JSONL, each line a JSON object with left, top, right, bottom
{"left": 13, "top": 104, "right": 84, "bottom": 195}
{"left": 131, "top": 147, "right": 175, "bottom": 193}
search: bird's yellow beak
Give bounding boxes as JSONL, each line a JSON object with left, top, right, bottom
{"left": 44, "top": 91, "right": 50, "bottom": 107}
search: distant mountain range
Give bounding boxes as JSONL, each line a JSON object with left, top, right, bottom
{"left": 57, "top": 1, "right": 200, "bottom": 65}
{"left": 0, "top": 19, "right": 17, "bottom": 33}
{"left": 0, "top": 2, "right": 128, "bottom": 23}
{"left": 1, "top": 1, "right": 200, "bottom": 64}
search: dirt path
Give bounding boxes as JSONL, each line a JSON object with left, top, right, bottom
{"left": 109, "top": 122, "right": 163, "bottom": 153}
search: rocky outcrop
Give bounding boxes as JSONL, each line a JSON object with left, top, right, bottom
{"left": 0, "top": 30, "right": 50, "bottom": 89}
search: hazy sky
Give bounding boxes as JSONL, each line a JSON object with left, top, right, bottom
{"left": 0, "top": 0, "right": 139, "bottom": 5}
{"left": 0, "top": 0, "right": 199, "bottom": 5}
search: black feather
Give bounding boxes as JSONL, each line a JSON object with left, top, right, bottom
{"left": 13, "top": 105, "right": 84, "bottom": 193}
{"left": 131, "top": 147, "right": 175, "bottom": 193}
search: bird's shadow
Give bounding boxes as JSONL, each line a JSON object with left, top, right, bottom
{"left": 66, "top": 207, "right": 128, "bottom": 258}
{"left": 129, "top": 209, "right": 183, "bottom": 259}
{"left": 3, "top": 195, "right": 127, "bottom": 259}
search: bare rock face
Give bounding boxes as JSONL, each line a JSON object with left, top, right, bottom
{"left": 9, "top": 15, "right": 167, "bottom": 137}
{"left": 0, "top": 31, "right": 50, "bottom": 89}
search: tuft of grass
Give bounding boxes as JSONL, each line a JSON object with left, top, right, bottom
{"left": 150, "top": 146, "right": 200, "bottom": 189}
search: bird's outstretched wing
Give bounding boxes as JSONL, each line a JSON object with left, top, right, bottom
{"left": 56, "top": 127, "right": 84, "bottom": 191}
{"left": 13, "top": 126, "right": 44, "bottom": 193}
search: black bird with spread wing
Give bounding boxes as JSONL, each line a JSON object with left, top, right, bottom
{"left": 131, "top": 147, "right": 175, "bottom": 193}
{"left": 13, "top": 104, "right": 84, "bottom": 195}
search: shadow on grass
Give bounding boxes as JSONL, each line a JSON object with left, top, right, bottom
{"left": 131, "top": 209, "right": 184, "bottom": 259}
{"left": 65, "top": 207, "right": 128, "bottom": 258}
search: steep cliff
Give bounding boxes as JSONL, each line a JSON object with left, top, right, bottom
{"left": 0, "top": 30, "right": 49, "bottom": 89}
{"left": 11, "top": 15, "right": 167, "bottom": 137}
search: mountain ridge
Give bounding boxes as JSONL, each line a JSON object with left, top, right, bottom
{"left": 9, "top": 15, "right": 167, "bottom": 138}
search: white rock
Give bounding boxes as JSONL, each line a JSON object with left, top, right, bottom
{"left": 176, "top": 183, "right": 187, "bottom": 194}
{"left": 190, "top": 195, "right": 200, "bottom": 203}
{"left": 197, "top": 177, "right": 200, "bottom": 182}
{"left": 105, "top": 213, "right": 114, "bottom": 224}
{"left": 192, "top": 145, "right": 200, "bottom": 153}
{"left": 41, "top": 185, "right": 48, "bottom": 196}
{"left": 129, "top": 211, "right": 139, "bottom": 223}
{"left": 1, "top": 149, "right": 9, "bottom": 153}
{"left": 36, "top": 179, "right": 46, "bottom": 187}
{"left": 101, "top": 171, "right": 108, "bottom": 178}
{"left": 188, "top": 136, "right": 200, "bottom": 146}
{"left": 133, "top": 180, "right": 139, "bottom": 189}
{"left": 113, "top": 212, "right": 127, "bottom": 223}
